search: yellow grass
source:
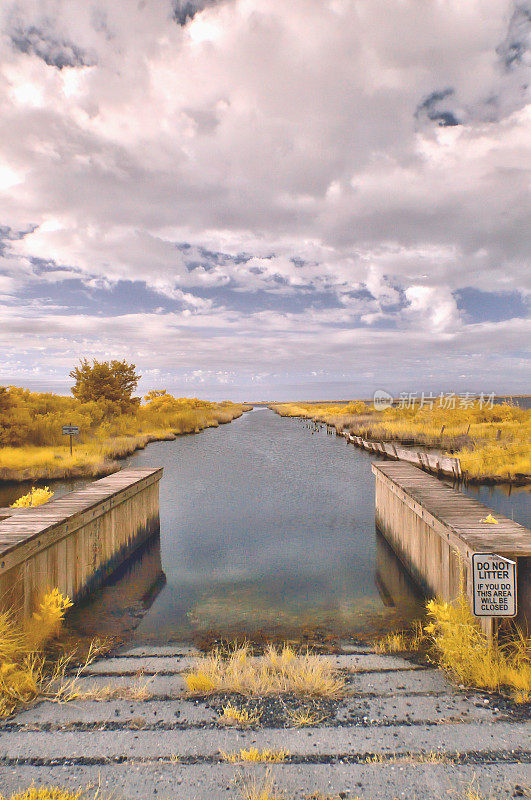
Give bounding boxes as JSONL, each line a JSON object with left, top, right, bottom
{"left": 425, "top": 592, "right": 531, "bottom": 702}
{"left": 286, "top": 708, "right": 325, "bottom": 726}
{"left": 0, "top": 388, "right": 251, "bottom": 482}
{"left": 10, "top": 486, "right": 54, "bottom": 507}
{"left": 221, "top": 747, "right": 289, "bottom": 763}
{"left": 219, "top": 703, "right": 261, "bottom": 726}
{"left": 238, "top": 774, "right": 287, "bottom": 800}
{"left": 373, "top": 620, "right": 424, "bottom": 654}
{"left": 185, "top": 643, "right": 345, "bottom": 697}
{"left": 0, "top": 783, "right": 511, "bottom": 800}
{"left": 69, "top": 673, "right": 152, "bottom": 702}
{"left": 272, "top": 400, "right": 530, "bottom": 481}
{"left": 0, "top": 590, "right": 107, "bottom": 717}
{"left": 0, "top": 790, "right": 84, "bottom": 800}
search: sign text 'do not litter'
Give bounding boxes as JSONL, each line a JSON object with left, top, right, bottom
{"left": 472, "top": 553, "right": 517, "bottom": 617}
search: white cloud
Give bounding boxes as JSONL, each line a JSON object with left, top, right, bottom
{"left": 0, "top": 0, "right": 529, "bottom": 394}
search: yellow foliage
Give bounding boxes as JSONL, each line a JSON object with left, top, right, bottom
{"left": 272, "top": 400, "right": 530, "bottom": 480}
{"left": 10, "top": 486, "right": 54, "bottom": 507}
{"left": 0, "top": 383, "right": 250, "bottom": 481}
{"left": 219, "top": 703, "right": 261, "bottom": 726}
{"left": 287, "top": 708, "right": 325, "bottom": 726}
{"left": 0, "top": 789, "right": 84, "bottom": 800}
{"left": 221, "top": 747, "right": 289, "bottom": 763}
{"left": 0, "top": 590, "right": 102, "bottom": 718}
{"left": 185, "top": 643, "right": 344, "bottom": 697}
{"left": 425, "top": 592, "right": 531, "bottom": 701}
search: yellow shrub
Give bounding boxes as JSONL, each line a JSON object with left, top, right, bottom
{"left": 425, "top": 592, "right": 531, "bottom": 701}
{"left": 0, "top": 590, "right": 92, "bottom": 718}
{"left": 11, "top": 487, "right": 54, "bottom": 507}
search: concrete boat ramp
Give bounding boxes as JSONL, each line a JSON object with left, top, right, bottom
{"left": 1, "top": 644, "right": 529, "bottom": 799}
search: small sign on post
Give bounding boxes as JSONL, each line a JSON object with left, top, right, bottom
{"left": 472, "top": 553, "right": 517, "bottom": 617}
{"left": 62, "top": 423, "right": 79, "bottom": 455}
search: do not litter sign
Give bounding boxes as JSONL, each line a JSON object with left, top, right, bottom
{"left": 472, "top": 553, "right": 517, "bottom": 617}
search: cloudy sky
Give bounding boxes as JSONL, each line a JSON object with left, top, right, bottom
{"left": 0, "top": 0, "right": 529, "bottom": 400}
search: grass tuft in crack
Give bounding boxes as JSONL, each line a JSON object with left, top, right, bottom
{"left": 222, "top": 747, "right": 289, "bottom": 763}
{"left": 185, "top": 643, "right": 344, "bottom": 697}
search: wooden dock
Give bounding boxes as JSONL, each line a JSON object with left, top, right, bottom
{"left": 0, "top": 467, "right": 162, "bottom": 618}
{"left": 372, "top": 462, "right": 531, "bottom": 637}
{"left": 347, "top": 432, "right": 462, "bottom": 478}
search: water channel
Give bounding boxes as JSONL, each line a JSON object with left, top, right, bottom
{"left": 1, "top": 408, "right": 529, "bottom": 645}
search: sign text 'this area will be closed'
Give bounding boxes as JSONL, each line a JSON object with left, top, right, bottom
{"left": 472, "top": 553, "right": 517, "bottom": 617}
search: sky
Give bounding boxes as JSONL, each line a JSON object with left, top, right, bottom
{"left": 0, "top": 0, "right": 529, "bottom": 401}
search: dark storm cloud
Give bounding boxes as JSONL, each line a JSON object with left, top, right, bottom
{"left": 172, "top": 0, "right": 221, "bottom": 25}
{"left": 10, "top": 25, "right": 95, "bottom": 68}
{"left": 416, "top": 89, "right": 461, "bottom": 127}
{"left": 497, "top": 1, "right": 531, "bottom": 69}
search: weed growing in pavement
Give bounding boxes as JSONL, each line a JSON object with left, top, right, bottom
{"left": 286, "top": 707, "right": 325, "bottom": 727}
{"left": 219, "top": 702, "right": 261, "bottom": 726}
{"left": 373, "top": 620, "right": 424, "bottom": 654}
{"left": 185, "top": 642, "right": 344, "bottom": 697}
{"left": 222, "top": 747, "right": 289, "bottom": 763}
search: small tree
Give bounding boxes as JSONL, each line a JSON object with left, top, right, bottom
{"left": 144, "top": 389, "right": 167, "bottom": 403}
{"left": 70, "top": 359, "right": 141, "bottom": 410}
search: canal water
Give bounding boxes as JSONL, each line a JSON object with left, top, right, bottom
{"left": 2, "top": 408, "right": 529, "bottom": 646}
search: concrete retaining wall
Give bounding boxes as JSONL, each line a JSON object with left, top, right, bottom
{"left": 0, "top": 468, "right": 162, "bottom": 619}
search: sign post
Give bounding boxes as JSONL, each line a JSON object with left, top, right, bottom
{"left": 472, "top": 553, "right": 517, "bottom": 618}
{"left": 62, "top": 423, "right": 79, "bottom": 455}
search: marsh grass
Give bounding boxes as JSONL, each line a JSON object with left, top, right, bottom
{"left": 185, "top": 643, "right": 345, "bottom": 697}
{"left": 0, "top": 391, "right": 250, "bottom": 483}
{"left": 273, "top": 401, "right": 530, "bottom": 481}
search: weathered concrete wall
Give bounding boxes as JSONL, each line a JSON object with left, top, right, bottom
{"left": 0, "top": 468, "right": 162, "bottom": 619}
{"left": 372, "top": 462, "right": 531, "bottom": 637}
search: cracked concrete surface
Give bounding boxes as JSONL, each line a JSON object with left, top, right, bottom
{"left": 0, "top": 647, "right": 529, "bottom": 799}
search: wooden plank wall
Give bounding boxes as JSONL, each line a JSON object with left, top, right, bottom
{"left": 372, "top": 462, "right": 531, "bottom": 638}
{"left": 0, "top": 468, "right": 162, "bottom": 619}
{"left": 347, "top": 432, "right": 462, "bottom": 478}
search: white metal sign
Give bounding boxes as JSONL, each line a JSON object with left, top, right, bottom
{"left": 472, "top": 553, "right": 517, "bottom": 617}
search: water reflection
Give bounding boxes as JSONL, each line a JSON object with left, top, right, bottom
{"left": 9, "top": 409, "right": 529, "bottom": 647}
{"left": 375, "top": 531, "right": 425, "bottom": 617}
{"left": 68, "top": 535, "right": 166, "bottom": 640}
{"left": 69, "top": 525, "right": 425, "bottom": 646}
{"left": 63, "top": 411, "right": 433, "bottom": 645}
